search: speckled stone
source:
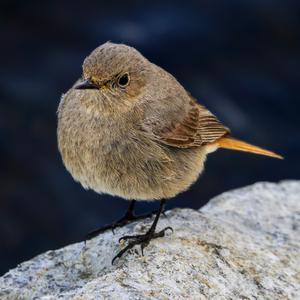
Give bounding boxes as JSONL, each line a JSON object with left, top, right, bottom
{"left": 0, "top": 181, "right": 299, "bottom": 299}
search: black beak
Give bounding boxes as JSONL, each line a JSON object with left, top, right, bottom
{"left": 74, "top": 79, "right": 98, "bottom": 90}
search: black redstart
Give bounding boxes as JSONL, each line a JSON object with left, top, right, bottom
{"left": 57, "top": 42, "right": 282, "bottom": 263}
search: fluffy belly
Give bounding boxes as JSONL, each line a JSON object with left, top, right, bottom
{"left": 61, "top": 144, "right": 208, "bottom": 201}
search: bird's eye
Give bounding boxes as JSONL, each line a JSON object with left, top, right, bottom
{"left": 118, "top": 73, "right": 130, "bottom": 87}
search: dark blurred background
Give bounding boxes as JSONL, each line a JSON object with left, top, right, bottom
{"left": 1, "top": 0, "right": 299, "bottom": 275}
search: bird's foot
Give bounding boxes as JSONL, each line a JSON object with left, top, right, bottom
{"left": 85, "top": 210, "right": 155, "bottom": 240}
{"left": 112, "top": 226, "right": 173, "bottom": 264}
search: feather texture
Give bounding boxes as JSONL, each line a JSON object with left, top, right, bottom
{"left": 155, "top": 98, "right": 230, "bottom": 148}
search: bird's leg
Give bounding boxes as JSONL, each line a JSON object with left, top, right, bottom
{"left": 112, "top": 199, "right": 173, "bottom": 264}
{"left": 85, "top": 200, "right": 156, "bottom": 240}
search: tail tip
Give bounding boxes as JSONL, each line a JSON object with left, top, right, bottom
{"left": 216, "top": 137, "right": 284, "bottom": 160}
{"left": 273, "top": 153, "right": 284, "bottom": 160}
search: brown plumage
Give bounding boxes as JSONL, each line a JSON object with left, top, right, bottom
{"left": 155, "top": 98, "right": 230, "bottom": 148}
{"left": 57, "top": 42, "right": 282, "bottom": 262}
{"left": 155, "top": 97, "right": 282, "bottom": 159}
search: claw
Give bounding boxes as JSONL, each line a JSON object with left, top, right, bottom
{"left": 112, "top": 226, "right": 172, "bottom": 264}
{"left": 119, "top": 235, "right": 134, "bottom": 243}
{"left": 85, "top": 211, "right": 155, "bottom": 241}
{"left": 164, "top": 226, "right": 173, "bottom": 233}
{"left": 112, "top": 243, "right": 134, "bottom": 265}
{"left": 112, "top": 199, "right": 169, "bottom": 264}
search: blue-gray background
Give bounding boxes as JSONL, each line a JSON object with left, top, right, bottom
{"left": 1, "top": 0, "right": 299, "bottom": 275}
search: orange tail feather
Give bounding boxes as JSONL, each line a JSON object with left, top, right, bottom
{"left": 215, "top": 137, "right": 283, "bottom": 159}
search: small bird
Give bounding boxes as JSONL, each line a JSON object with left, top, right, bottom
{"left": 57, "top": 42, "right": 282, "bottom": 263}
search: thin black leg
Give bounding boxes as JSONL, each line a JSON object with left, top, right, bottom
{"left": 85, "top": 200, "right": 155, "bottom": 240}
{"left": 112, "top": 199, "right": 173, "bottom": 264}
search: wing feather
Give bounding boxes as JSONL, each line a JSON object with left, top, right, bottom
{"left": 155, "top": 98, "right": 229, "bottom": 148}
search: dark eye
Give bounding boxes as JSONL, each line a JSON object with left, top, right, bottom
{"left": 118, "top": 73, "right": 130, "bottom": 87}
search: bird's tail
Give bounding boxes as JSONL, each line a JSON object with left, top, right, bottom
{"left": 215, "top": 137, "right": 283, "bottom": 159}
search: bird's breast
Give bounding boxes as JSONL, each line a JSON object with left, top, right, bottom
{"left": 58, "top": 111, "right": 208, "bottom": 200}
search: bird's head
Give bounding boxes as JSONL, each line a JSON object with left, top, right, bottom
{"left": 73, "top": 42, "right": 151, "bottom": 115}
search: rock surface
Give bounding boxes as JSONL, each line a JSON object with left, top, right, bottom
{"left": 0, "top": 181, "right": 300, "bottom": 299}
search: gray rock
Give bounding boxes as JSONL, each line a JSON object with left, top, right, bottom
{"left": 1, "top": 181, "right": 300, "bottom": 299}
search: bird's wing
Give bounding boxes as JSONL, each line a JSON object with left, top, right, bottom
{"left": 154, "top": 97, "right": 230, "bottom": 148}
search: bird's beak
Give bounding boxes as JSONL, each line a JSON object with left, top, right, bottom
{"left": 74, "top": 79, "right": 98, "bottom": 90}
